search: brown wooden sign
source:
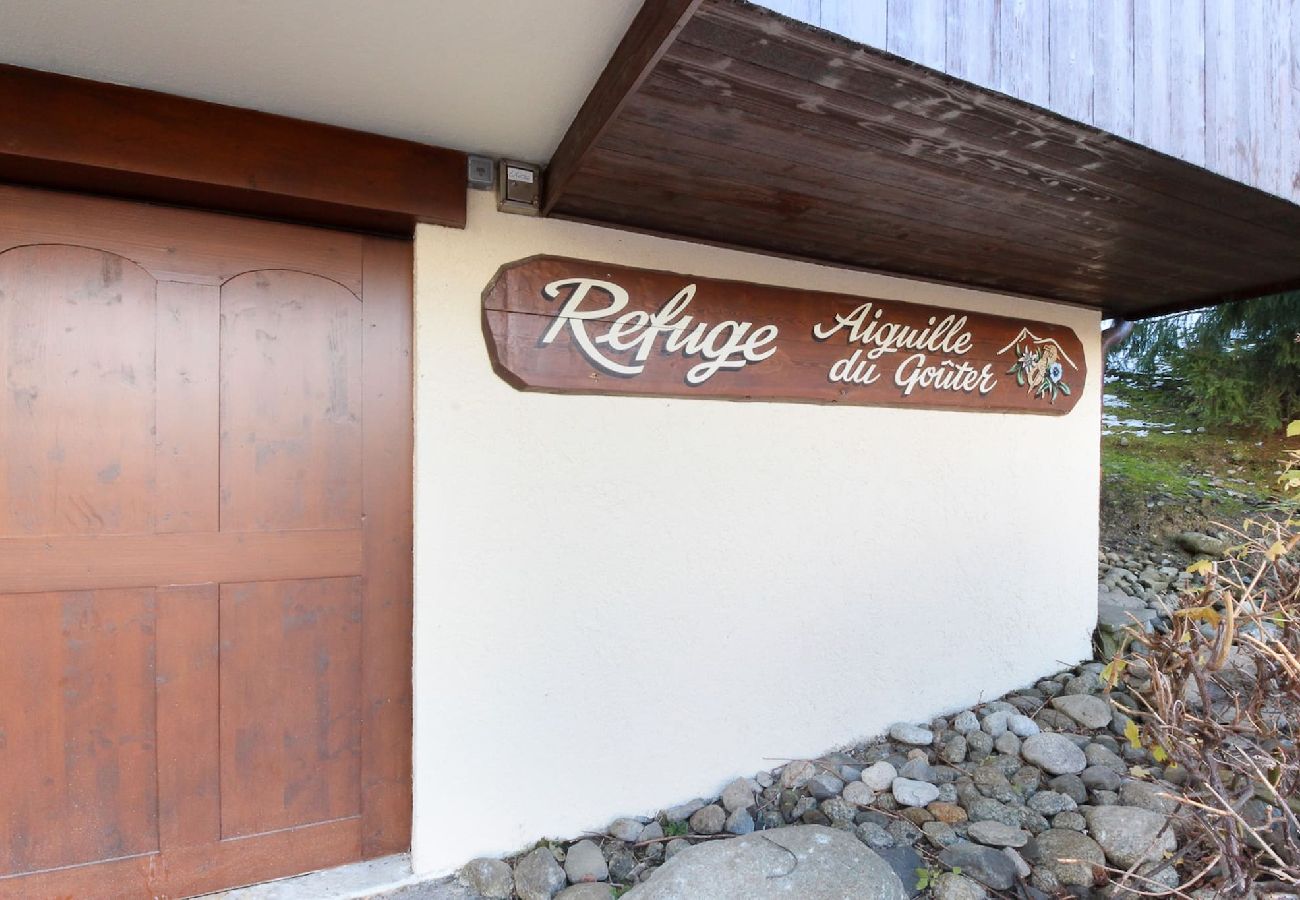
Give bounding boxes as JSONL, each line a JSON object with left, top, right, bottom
{"left": 483, "top": 256, "right": 1088, "bottom": 415}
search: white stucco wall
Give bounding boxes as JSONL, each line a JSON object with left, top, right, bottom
{"left": 412, "top": 191, "right": 1102, "bottom": 875}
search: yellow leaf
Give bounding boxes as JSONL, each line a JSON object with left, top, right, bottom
{"left": 1124, "top": 719, "right": 1142, "bottom": 750}
{"left": 1129, "top": 765, "right": 1150, "bottom": 778}
{"left": 1187, "top": 559, "right": 1214, "bottom": 576}
{"left": 1266, "top": 540, "right": 1287, "bottom": 561}
{"left": 1152, "top": 745, "right": 1169, "bottom": 763}
{"left": 1100, "top": 659, "right": 1127, "bottom": 688}
{"left": 1176, "top": 606, "right": 1222, "bottom": 628}
{"left": 1287, "top": 420, "right": 1300, "bottom": 438}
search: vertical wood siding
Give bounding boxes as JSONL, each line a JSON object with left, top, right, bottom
{"left": 760, "top": 0, "right": 1299, "bottom": 202}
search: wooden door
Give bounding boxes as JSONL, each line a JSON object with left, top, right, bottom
{"left": 0, "top": 185, "right": 413, "bottom": 899}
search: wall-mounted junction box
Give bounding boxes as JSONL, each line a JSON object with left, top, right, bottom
{"left": 497, "top": 160, "right": 542, "bottom": 216}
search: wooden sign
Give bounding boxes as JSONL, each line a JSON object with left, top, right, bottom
{"left": 483, "top": 256, "right": 1087, "bottom": 415}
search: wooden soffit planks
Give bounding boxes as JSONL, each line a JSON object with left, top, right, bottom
{"left": 0, "top": 64, "right": 466, "bottom": 235}
{"left": 545, "top": 0, "right": 1300, "bottom": 318}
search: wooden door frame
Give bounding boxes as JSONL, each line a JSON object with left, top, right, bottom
{"left": 0, "top": 63, "right": 466, "bottom": 236}
{"left": 0, "top": 59, "right": 430, "bottom": 882}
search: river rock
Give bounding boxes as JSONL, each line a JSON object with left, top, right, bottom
{"left": 564, "top": 840, "right": 607, "bottom": 884}
{"left": 861, "top": 761, "right": 898, "bottom": 791}
{"left": 1031, "top": 829, "right": 1106, "bottom": 887}
{"left": 966, "top": 820, "right": 1029, "bottom": 848}
{"left": 843, "top": 781, "right": 876, "bottom": 807}
{"left": 938, "top": 842, "right": 1018, "bottom": 891}
{"left": 932, "top": 872, "right": 988, "bottom": 900}
{"left": 1119, "top": 780, "right": 1180, "bottom": 815}
{"left": 1176, "top": 532, "right": 1227, "bottom": 556}
{"left": 607, "top": 818, "right": 644, "bottom": 842}
{"left": 623, "top": 825, "right": 907, "bottom": 900}
{"left": 1085, "top": 806, "right": 1177, "bottom": 868}
{"left": 1051, "top": 695, "right": 1113, "bottom": 729}
{"left": 721, "top": 778, "right": 754, "bottom": 813}
{"left": 459, "top": 858, "right": 514, "bottom": 899}
{"left": 1021, "top": 733, "right": 1087, "bottom": 775}
{"left": 889, "top": 723, "right": 935, "bottom": 746}
{"left": 689, "top": 804, "right": 726, "bottom": 835}
{"left": 780, "top": 760, "right": 816, "bottom": 790}
{"left": 556, "top": 886, "right": 613, "bottom": 900}
{"left": 893, "top": 778, "right": 940, "bottom": 807}
{"left": 514, "top": 848, "right": 567, "bottom": 900}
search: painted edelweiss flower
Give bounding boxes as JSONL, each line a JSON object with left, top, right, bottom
{"left": 1019, "top": 350, "right": 1038, "bottom": 370}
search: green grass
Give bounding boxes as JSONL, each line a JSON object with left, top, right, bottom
{"left": 1101, "top": 380, "right": 1285, "bottom": 529}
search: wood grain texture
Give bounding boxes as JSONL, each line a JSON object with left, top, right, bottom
{"left": 359, "top": 237, "right": 415, "bottom": 857}
{"left": 1091, "top": 0, "right": 1136, "bottom": 137}
{"left": 0, "top": 589, "right": 158, "bottom": 876}
{"left": 0, "top": 184, "right": 412, "bottom": 896}
{"left": 219, "top": 271, "right": 363, "bottom": 532}
{"left": 543, "top": 0, "right": 703, "bottom": 215}
{"left": 547, "top": 0, "right": 1300, "bottom": 316}
{"left": 887, "top": 0, "right": 946, "bottom": 69}
{"left": 764, "top": 0, "right": 1293, "bottom": 203}
{"left": 998, "top": 0, "right": 1049, "bottom": 106}
{"left": 219, "top": 578, "right": 363, "bottom": 839}
{"left": 945, "top": 0, "right": 998, "bottom": 86}
{"left": 0, "top": 64, "right": 465, "bottom": 234}
{"left": 156, "top": 583, "right": 220, "bottom": 850}
{"left": 0, "top": 530, "right": 364, "bottom": 594}
{"left": 483, "top": 256, "right": 1087, "bottom": 414}
{"left": 1048, "top": 0, "right": 1094, "bottom": 122}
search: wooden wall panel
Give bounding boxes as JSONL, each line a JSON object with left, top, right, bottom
{"left": 997, "top": 0, "right": 1050, "bottom": 106}
{"left": 1049, "top": 0, "right": 1094, "bottom": 122}
{"left": 887, "top": 0, "right": 946, "bottom": 70}
{"left": 762, "top": 0, "right": 1296, "bottom": 201}
{"left": 945, "top": 0, "right": 998, "bottom": 86}
{"left": 0, "top": 590, "right": 158, "bottom": 876}
{"left": 219, "top": 271, "right": 363, "bottom": 533}
{"left": 1092, "top": 0, "right": 1136, "bottom": 136}
{"left": 0, "top": 246, "right": 156, "bottom": 537}
{"left": 820, "top": 0, "right": 886, "bottom": 46}
{"left": 218, "top": 578, "right": 363, "bottom": 839}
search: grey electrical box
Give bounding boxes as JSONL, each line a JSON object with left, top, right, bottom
{"left": 497, "top": 160, "right": 542, "bottom": 216}
{"left": 467, "top": 155, "right": 495, "bottom": 190}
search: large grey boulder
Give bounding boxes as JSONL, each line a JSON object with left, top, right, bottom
{"left": 623, "top": 825, "right": 907, "bottom": 900}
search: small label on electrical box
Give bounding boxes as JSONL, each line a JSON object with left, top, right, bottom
{"left": 507, "top": 166, "right": 535, "bottom": 185}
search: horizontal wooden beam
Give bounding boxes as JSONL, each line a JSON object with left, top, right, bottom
{"left": 542, "top": 0, "right": 703, "bottom": 216}
{"left": 0, "top": 64, "right": 465, "bottom": 235}
{"left": 0, "top": 530, "right": 362, "bottom": 594}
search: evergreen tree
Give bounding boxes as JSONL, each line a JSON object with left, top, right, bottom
{"left": 1115, "top": 294, "right": 1300, "bottom": 429}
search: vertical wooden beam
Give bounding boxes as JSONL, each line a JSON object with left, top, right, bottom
{"left": 543, "top": 0, "right": 704, "bottom": 216}
{"left": 359, "top": 236, "right": 415, "bottom": 857}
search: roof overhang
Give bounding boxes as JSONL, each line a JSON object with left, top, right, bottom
{"left": 545, "top": 0, "right": 1300, "bottom": 318}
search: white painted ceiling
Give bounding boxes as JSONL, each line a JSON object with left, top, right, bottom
{"left": 0, "top": 0, "right": 643, "bottom": 162}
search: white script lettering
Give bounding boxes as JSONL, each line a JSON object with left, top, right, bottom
{"left": 540, "top": 278, "right": 778, "bottom": 385}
